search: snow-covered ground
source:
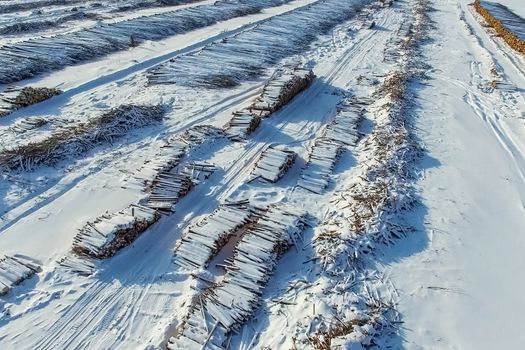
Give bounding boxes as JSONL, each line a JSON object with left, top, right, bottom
{"left": 0, "top": 0, "right": 524, "bottom": 348}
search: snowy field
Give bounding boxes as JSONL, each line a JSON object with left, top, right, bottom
{"left": 0, "top": 0, "right": 524, "bottom": 349}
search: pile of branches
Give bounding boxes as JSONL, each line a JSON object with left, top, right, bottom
{"left": 0, "top": 86, "right": 62, "bottom": 117}
{"left": 473, "top": 0, "right": 525, "bottom": 55}
{"left": 0, "top": 104, "right": 165, "bottom": 170}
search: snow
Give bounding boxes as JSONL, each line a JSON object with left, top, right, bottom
{"left": 0, "top": 0, "right": 524, "bottom": 348}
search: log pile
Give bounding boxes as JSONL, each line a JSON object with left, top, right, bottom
{"left": 322, "top": 102, "right": 363, "bottom": 146}
{"left": 251, "top": 146, "right": 296, "bottom": 182}
{"left": 250, "top": 67, "right": 315, "bottom": 114}
{"left": 0, "top": 86, "right": 62, "bottom": 117}
{"left": 0, "top": 255, "right": 41, "bottom": 296}
{"left": 72, "top": 205, "right": 160, "bottom": 259}
{"left": 173, "top": 202, "right": 262, "bottom": 270}
{"left": 473, "top": 0, "right": 525, "bottom": 55}
{"left": 147, "top": 0, "right": 359, "bottom": 89}
{"left": 226, "top": 67, "right": 315, "bottom": 140}
{"left": 169, "top": 207, "right": 307, "bottom": 349}
{"left": 146, "top": 171, "right": 195, "bottom": 212}
{"left": 0, "top": 0, "right": 293, "bottom": 84}
{"left": 226, "top": 111, "right": 262, "bottom": 141}
{"left": 297, "top": 139, "right": 342, "bottom": 194}
{"left": 0, "top": 104, "right": 165, "bottom": 170}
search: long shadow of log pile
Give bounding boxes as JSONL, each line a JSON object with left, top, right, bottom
{"left": 168, "top": 206, "right": 308, "bottom": 349}
{"left": 0, "top": 104, "right": 165, "bottom": 171}
{"left": 227, "top": 67, "right": 315, "bottom": 140}
{"left": 297, "top": 99, "right": 363, "bottom": 194}
{"left": 0, "top": 255, "right": 41, "bottom": 296}
{"left": 0, "top": 86, "right": 61, "bottom": 118}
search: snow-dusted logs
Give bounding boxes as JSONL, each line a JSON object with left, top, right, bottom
{"left": 226, "top": 67, "right": 314, "bottom": 140}
{"left": 0, "top": 86, "right": 61, "bottom": 117}
{"left": 251, "top": 67, "right": 315, "bottom": 114}
{"left": 297, "top": 139, "right": 342, "bottom": 194}
{"left": 148, "top": 0, "right": 361, "bottom": 89}
{"left": 323, "top": 106, "right": 362, "bottom": 146}
{"left": 226, "top": 111, "right": 262, "bottom": 141}
{"left": 169, "top": 207, "right": 307, "bottom": 349}
{"left": 0, "top": 104, "right": 165, "bottom": 170}
{"left": 252, "top": 146, "right": 296, "bottom": 182}
{"left": 0, "top": 255, "right": 41, "bottom": 296}
{"left": 146, "top": 172, "right": 194, "bottom": 212}
{"left": 174, "top": 202, "right": 262, "bottom": 270}
{"left": 72, "top": 205, "right": 160, "bottom": 259}
{"left": 57, "top": 255, "right": 97, "bottom": 277}
{"left": 0, "top": 0, "right": 293, "bottom": 84}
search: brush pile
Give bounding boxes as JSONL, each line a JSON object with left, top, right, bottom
{"left": 251, "top": 146, "right": 296, "bottom": 182}
{"left": 0, "top": 255, "right": 41, "bottom": 296}
{"left": 0, "top": 0, "right": 293, "bottom": 84}
{"left": 174, "top": 202, "right": 262, "bottom": 270}
{"left": 227, "top": 67, "right": 315, "bottom": 140}
{"left": 473, "top": 0, "right": 525, "bottom": 55}
{"left": 0, "top": 86, "right": 62, "bottom": 117}
{"left": 72, "top": 205, "right": 160, "bottom": 259}
{"left": 148, "top": 0, "right": 361, "bottom": 88}
{"left": 0, "top": 104, "right": 165, "bottom": 170}
{"left": 168, "top": 207, "right": 308, "bottom": 349}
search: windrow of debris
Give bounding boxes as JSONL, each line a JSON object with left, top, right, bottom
{"left": 0, "top": 104, "right": 165, "bottom": 171}
{"left": 297, "top": 0, "right": 428, "bottom": 347}
{"left": 0, "top": 86, "right": 62, "bottom": 117}
{"left": 0, "top": 0, "right": 293, "bottom": 84}
{"left": 173, "top": 201, "right": 262, "bottom": 271}
{"left": 297, "top": 100, "right": 363, "bottom": 194}
{"left": 0, "top": 255, "right": 41, "bottom": 296}
{"left": 148, "top": 0, "right": 364, "bottom": 88}
{"left": 473, "top": 0, "right": 525, "bottom": 55}
{"left": 168, "top": 206, "right": 308, "bottom": 349}
{"left": 227, "top": 67, "right": 315, "bottom": 140}
{"left": 251, "top": 146, "right": 296, "bottom": 183}
{"left": 72, "top": 205, "right": 160, "bottom": 259}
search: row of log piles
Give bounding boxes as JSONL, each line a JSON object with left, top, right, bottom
{"left": 169, "top": 207, "right": 307, "bottom": 349}
{"left": 173, "top": 201, "right": 262, "bottom": 270}
{"left": 71, "top": 204, "right": 160, "bottom": 259}
{"left": 297, "top": 101, "right": 363, "bottom": 194}
{"left": 0, "top": 255, "right": 41, "bottom": 296}
{"left": 226, "top": 67, "right": 315, "bottom": 140}
{"left": 251, "top": 145, "right": 296, "bottom": 182}
{"left": 0, "top": 86, "right": 62, "bottom": 117}
{"left": 473, "top": 0, "right": 525, "bottom": 55}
